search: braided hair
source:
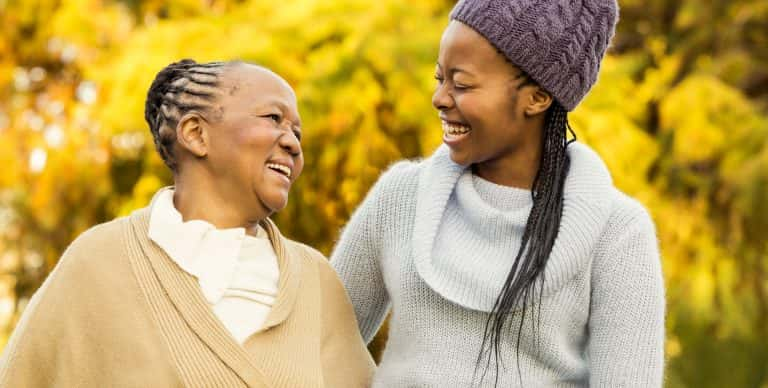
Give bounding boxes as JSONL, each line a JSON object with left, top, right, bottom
{"left": 475, "top": 70, "right": 576, "bottom": 386}
{"left": 144, "top": 59, "right": 231, "bottom": 171}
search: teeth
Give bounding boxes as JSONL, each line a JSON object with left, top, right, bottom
{"left": 442, "top": 121, "right": 471, "bottom": 135}
{"left": 266, "top": 163, "right": 291, "bottom": 178}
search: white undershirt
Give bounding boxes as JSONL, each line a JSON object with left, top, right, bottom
{"left": 147, "top": 188, "right": 280, "bottom": 343}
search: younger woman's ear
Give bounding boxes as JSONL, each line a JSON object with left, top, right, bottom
{"left": 525, "top": 87, "right": 553, "bottom": 116}
{"left": 176, "top": 113, "right": 209, "bottom": 157}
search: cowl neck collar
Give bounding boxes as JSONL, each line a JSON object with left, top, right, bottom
{"left": 412, "top": 142, "right": 614, "bottom": 312}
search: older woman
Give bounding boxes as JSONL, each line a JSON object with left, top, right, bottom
{"left": 0, "top": 59, "right": 374, "bottom": 387}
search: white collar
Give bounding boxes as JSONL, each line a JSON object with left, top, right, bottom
{"left": 147, "top": 188, "right": 267, "bottom": 303}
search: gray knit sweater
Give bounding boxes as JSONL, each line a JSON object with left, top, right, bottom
{"left": 331, "top": 142, "right": 665, "bottom": 387}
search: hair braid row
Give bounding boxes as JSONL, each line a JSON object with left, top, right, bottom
{"left": 143, "top": 59, "right": 228, "bottom": 171}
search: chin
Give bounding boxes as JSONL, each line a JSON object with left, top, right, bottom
{"left": 448, "top": 149, "right": 473, "bottom": 167}
{"left": 270, "top": 202, "right": 288, "bottom": 213}
{"left": 253, "top": 182, "right": 290, "bottom": 215}
{"left": 261, "top": 195, "right": 289, "bottom": 214}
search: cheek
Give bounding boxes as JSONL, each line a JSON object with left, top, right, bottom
{"left": 233, "top": 127, "right": 259, "bottom": 146}
{"left": 224, "top": 132, "right": 271, "bottom": 176}
{"left": 456, "top": 95, "right": 499, "bottom": 126}
{"left": 454, "top": 95, "right": 477, "bottom": 119}
{"left": 236, "top": 127, "right": 276, "bottom": 153}
{"left": 481, "top": 92, "right": 521, "bottom": 125}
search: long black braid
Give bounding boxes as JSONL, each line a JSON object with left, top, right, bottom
{"left": 474, "top": 71, "right": 576, "bottom": 386}
{"left": 144, "top": 59, "right": 231, "bottom": 171}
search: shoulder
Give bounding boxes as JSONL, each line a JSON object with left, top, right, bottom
{"left": 371, "top": 159, "right": 422, "bottom": 196}
{"left": 604, "top": 189, "right": 656, "bottom": 236}
{"left": 593, "top": 188, "right": 659, "bottom": 263}
{"left": 290, "top": 241, "right": 337, "bottom": 277}
{"left": 65, "top": 216, "right": 128, "bottom": 254}
{"left": 23, "top": 217, "right": 135, "bottom": 308}
{"left": 12, "top": 216, "right": 132, "bottom": 327}
{"left": 283, "top": 238, "right": 332, "bottom": 273}
{"left": 347, "top": 158, "right": 423, "bottom": 222}
{"left": 285, "top": 240, "right": 347, "bottom": 290}
{"left": 287, "top": 240, "right": 327, "bottom": 265}
{"left": 58, "top": 216, "right": 131, "bottom": 274}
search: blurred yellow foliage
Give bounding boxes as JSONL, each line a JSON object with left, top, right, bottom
{"left": 1, "top": 0, "right": 767, "bottom": 386}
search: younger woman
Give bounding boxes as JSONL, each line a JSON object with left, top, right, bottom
{"left": 332, "top": 1, "right": 665, "bottom": 386}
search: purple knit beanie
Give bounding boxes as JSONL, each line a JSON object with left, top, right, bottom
{"left": 450, "top": 0, "right": 619, "bottom": 111}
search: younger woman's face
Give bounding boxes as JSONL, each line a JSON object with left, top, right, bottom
{"left": 432, "top": 21, "right": 542, "bottom": 169}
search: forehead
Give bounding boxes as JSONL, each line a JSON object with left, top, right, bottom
{"left": 219, "top": 64, "right": 297, "bottom": 105}
{"left": 438, "top": 21, "right": 512, "bottom": 72}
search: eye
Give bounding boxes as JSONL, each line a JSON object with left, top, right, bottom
{"left": 452, "top": 77, "right": 472, "bottom": 91}
{"left": 264, "top": 113, "right": 281, "bottom": 122}
{"left": 434, "top": 74, "right": 444, "bottom": 84}
{"left": 453, "top": 83, "right": 468, "bottom": 91}
{"left": 293, "top": 130, "right": 302, "bottom": 142}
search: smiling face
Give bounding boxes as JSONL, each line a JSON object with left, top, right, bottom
{"left": 432, "top": 21, "right": 547, "bottom": 176}
{"left": 204, "top": 64, "right": 304, "bottom": 218}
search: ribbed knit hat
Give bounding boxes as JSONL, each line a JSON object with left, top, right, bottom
{"left": 450, "top": 0, "right": 618, "bottom": 111}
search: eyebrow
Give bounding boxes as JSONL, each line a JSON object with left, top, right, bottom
{"left": 435, "top": 63, "right": 474, "bottom": 77}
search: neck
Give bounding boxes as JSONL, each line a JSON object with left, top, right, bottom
{"left": 172, "top": 171, "right": 268, "bottom": 235}
{"left": 473, "top": 135, "right": 541, "bottom": 190}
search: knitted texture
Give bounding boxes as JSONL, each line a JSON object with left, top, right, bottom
{"left": 331, "top": 143, "right": 665, "bottom": 387}
{"left": 449, "top": 0, "right": 619, "bottom": 111}
{"left": 148, "top": 188, "right": 280, "bottom": 344}
{"left": 0, "top": 205, "right": 375, "bottom": 387}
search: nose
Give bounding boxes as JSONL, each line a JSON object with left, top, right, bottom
{"left": 432, "top": 82, "right": 454, "bottom": 111}
{"left": 279, "top": 126, "right": 301, "bottom": 157}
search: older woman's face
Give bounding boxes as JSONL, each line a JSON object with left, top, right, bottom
{"left": 206, "top": 64, "right": 303, "bottom": 217}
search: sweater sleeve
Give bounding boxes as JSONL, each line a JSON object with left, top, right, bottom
{"left": 330, "top": 162, "right": 412, "bottom": 343}
{"left": 587, "top": 202, "right": 666, "bottom": 387}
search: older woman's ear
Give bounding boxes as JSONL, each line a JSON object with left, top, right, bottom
{"left": 176, "top": 112, "right": 209, "bottom": 158}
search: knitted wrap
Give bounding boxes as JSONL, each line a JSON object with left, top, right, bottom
{"left": 450, "top": 0, "right": 619, "bottom": 111}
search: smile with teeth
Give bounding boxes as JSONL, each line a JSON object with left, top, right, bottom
{"left": 442, "top": 121, "right": 471, "bottom": 135}
{"left": 266, "top": 163, "right": 292, "bottom": 179}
